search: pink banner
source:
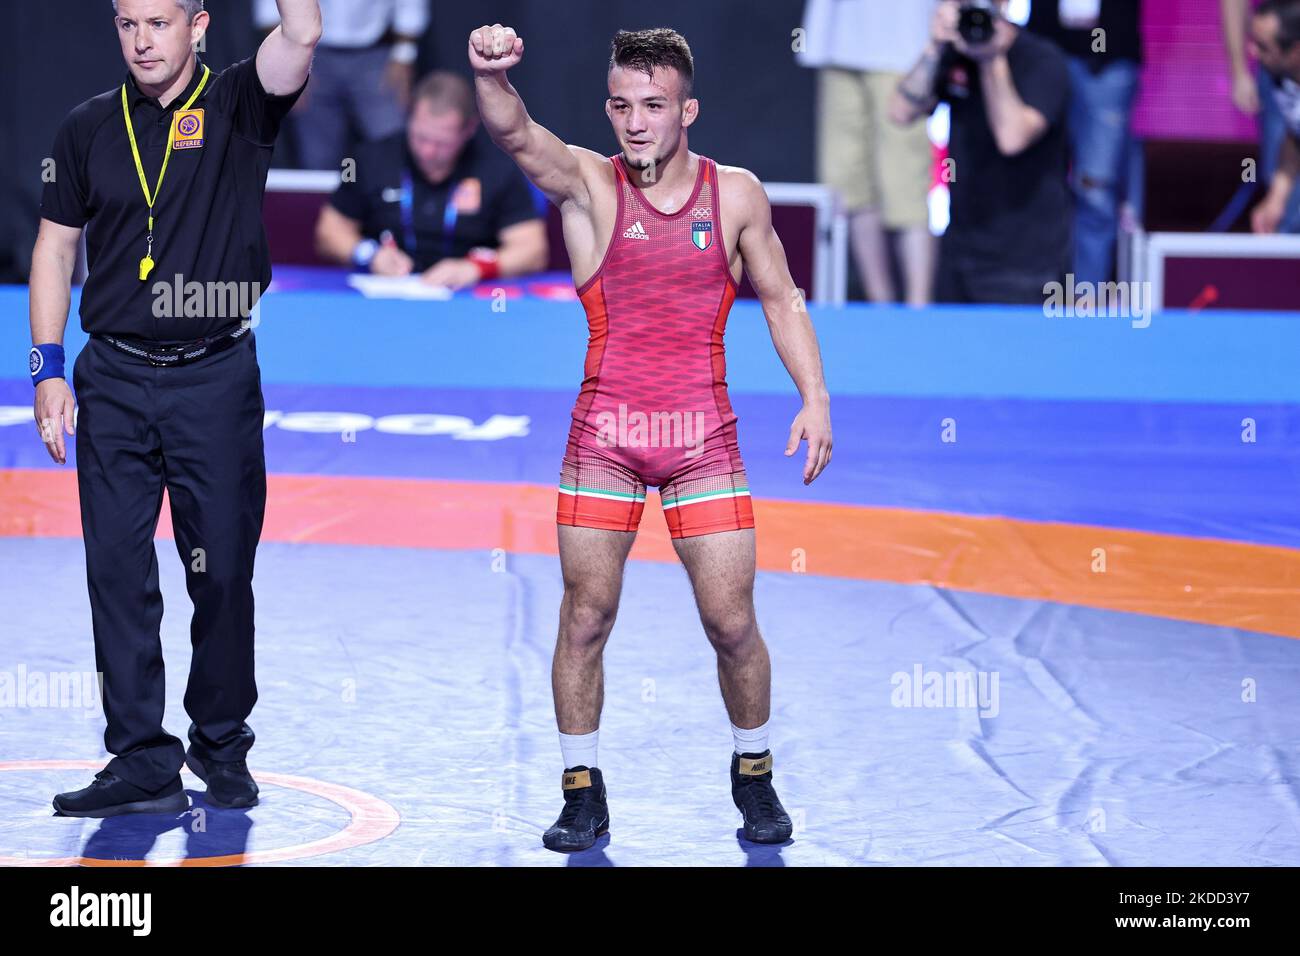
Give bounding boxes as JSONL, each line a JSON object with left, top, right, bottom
{"left": 1132, "top": 0, "right": 1260, "bottom": 141}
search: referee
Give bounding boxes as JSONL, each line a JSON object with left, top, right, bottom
{"left": 29, "top": 0, "right": 320, "bottom": 816}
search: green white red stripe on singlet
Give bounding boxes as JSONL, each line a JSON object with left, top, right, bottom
{"left": 660, "top": 487, "right": 751, "bottom": 510}
{"left": 558, "top": 484, "right": 647, "bottom": 503}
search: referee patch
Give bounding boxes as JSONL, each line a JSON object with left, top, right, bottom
{"left": 173, "top": 109, "right": 205, "bottom": 150}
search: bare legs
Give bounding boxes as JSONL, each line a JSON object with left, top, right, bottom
{"left": 553, "top": 525, "right": 636, "bottom": 735}
{"left": 671, "top": 528, "right": 768, "bottom": 728}
{"left": 552, "top": 526, "right": 769, "bottom": 735}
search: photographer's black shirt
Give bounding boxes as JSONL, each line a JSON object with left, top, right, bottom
{"left": 1027, "top": 0, "right": 1142, "bottom": 70}
{"left": 40, "top": 56, "right": 305, "bottom": 340}
{"left": 937, "top": 31, "right": 1071, "bottom": 274}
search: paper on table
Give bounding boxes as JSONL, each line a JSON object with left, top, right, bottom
{"left": 347, "top": 274, "right": 454, "bottom": 300}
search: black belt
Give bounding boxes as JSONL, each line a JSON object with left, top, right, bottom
{"left": 96, "top": 323, "right": 250, "bottom": 368}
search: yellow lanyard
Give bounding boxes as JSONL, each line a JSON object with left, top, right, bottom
{"left": 120, "top": 64, "right": 211, "bottom": 281}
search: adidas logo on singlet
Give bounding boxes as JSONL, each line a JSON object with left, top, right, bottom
{"left": 622, "top": 220, "right": 650, "bottom": 241}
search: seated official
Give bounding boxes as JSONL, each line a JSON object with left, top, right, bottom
{"left": 315, "top": 70, "right": 547, "bottom": 287}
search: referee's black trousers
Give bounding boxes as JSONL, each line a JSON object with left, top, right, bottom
{"left": 73, "top": 332, "right": 266, "bottom": 792}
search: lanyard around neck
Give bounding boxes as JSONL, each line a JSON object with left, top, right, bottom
{"left": 401, "top": 170, "right": 462, "bottom": 262}
{"left": 120, "top": 64, "right": 211, "bottom": 280}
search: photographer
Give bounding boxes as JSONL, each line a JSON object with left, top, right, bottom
{"left": 890, "top": 0, "right": 1071, "bottom": 305}
{"left": 1027, "top": 0, "right": 1142, "bottom": 283}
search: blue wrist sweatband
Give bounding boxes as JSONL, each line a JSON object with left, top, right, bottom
{"left": 352, "top": 238, "right": 380, "bottom": 270}
{"left": 30, "top": 344, "right": 65, "bottom": 386}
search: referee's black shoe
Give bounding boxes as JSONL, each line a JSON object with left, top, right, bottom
{"left": 731, "top": 750, "right": 793, "bottom": 844}
{"left": 542, "top": 766, "right": 609, "bottom": 851}
{"left": 185, "top": 749, "right": 259, "bottom": 809}
{"left": 52, "top": 769, "right": 188, "bottom": 818}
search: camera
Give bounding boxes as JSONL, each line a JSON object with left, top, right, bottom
{"left": 958, "top": 0, "right": 999, "bottom": 46}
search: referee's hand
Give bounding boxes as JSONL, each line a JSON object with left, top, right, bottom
{"left": 34, "top": 378, "right": 75, "bottom": 465}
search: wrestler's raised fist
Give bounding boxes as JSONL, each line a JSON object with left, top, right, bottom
{"left": 469, "top": 24, "right": 523, "bottom": 73}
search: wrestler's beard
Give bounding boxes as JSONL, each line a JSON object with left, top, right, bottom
{"left": 622, "top": 144, "right": 673, "bottom": 185}
{"left": 622, "top": 150, "right": 659, "bottom": 170}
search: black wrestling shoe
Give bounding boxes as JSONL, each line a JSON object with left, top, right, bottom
{"left": 731, "top": 750, "right": 793, "bottom": 844}
{"left": 52, "top": 769, "right": 188, "bottom": 818}
{"left": 542, "top": 766, "right": 609, "bottom": 851}
{"left": 185, "top": 749, "right": 259, "bottom": 809}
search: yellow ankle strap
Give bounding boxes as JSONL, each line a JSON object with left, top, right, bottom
{"left": 738, "top": 754, "right": 772, "bottom": 775}
{"left": 562, "top": 769, "right": 593, "bottom": 790}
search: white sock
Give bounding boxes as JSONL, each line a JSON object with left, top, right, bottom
{"left": 559, "top": 729, "right": 599, "bottom": 769}
{"left": 732, "top": 720, "right": 770, "bottom": 756}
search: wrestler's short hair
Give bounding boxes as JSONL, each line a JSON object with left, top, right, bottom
{"left": 609, "top": 28, "right": 695, "bottom": 99}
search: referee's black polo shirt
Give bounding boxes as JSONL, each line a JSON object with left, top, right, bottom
{"left": 40, "top": 55, "right": 305, "bottom": 341}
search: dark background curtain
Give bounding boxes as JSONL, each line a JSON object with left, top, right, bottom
{"left": 0, "top": 0, "right": 814, "bottom": 283}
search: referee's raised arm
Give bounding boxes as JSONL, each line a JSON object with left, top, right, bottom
{"left": 255, "top": 0, "right": 323, "bottom": 95}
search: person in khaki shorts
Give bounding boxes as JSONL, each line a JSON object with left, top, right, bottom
{"left": 799, "top": 0, "right": 936, "bottom": 305}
